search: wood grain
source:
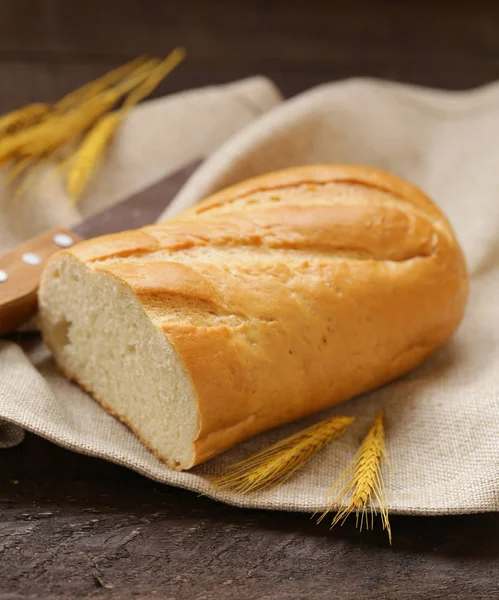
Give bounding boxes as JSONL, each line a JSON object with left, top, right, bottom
{"left": 0, "top": 1, "right": 498, "bottom": 598}
{"left": 0, "top": 434, "right": 497, "bottom": 600}
{"left": 0, "top": 228, "right": 82, "bottom": 335}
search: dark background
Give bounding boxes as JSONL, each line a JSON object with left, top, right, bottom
{"left": 1, "top": 0, "right": 499, "bottom": 109}
{"left": 1, "top": 1, "right": 498, "bottom": 598}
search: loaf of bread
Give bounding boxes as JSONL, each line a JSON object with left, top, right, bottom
{"left": 38, "top": 165, "right": 468, "bottom": 470}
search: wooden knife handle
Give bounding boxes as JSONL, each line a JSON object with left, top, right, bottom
{"left": 0, "top": 228, "right": 83, "bottom": 336}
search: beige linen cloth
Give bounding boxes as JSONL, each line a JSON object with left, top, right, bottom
{"left": 1, "top": 76, "right": 498, "bottom": 514}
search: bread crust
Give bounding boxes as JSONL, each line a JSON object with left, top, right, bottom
{"left": 42, "top": 165, "right": 468, "bottom": 468}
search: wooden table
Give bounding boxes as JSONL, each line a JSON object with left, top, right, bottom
{"left": 0, "top": 2, "right": 497, "bottom": 598}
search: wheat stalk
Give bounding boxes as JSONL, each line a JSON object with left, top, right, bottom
{"left": 53, "top": 56, "right": 149, "bottom": 112}
{"left": 0, "top": 94, "right": 115, "bottom": 165}
{"left": 0, "top": 58, "right": 150, "bottom": 143}
{"left": 16, "top": 64, "right": 155, "bottom": 158}
{"left": 0, "top": 60, "right": 154, "bottom": 167}
{"left": 10, "top": 160, "right": 45, "bottom": 201}
{"left": 65, "top": 112, "right": 122, "bottom": 202}
{"left": 65, "top": 48, "right": 186, "bottom": 202}
{"left": 1, "top": 52, "right": 185, "bottom": 199}
{"left": 0, "top": 59, "right": 157, "bottom": 167}
{"left": 318, "top": 411, "right": 391, "bottom": 543}
{"left": 210, "top": 416, "right": 355, "bottom": 494}
{"left": 0, "top": 103, "right": 49, "bottom": 137}
{"left": 5, "top": 156, "right": 35, "bottom": 184}
{"left": 121, "top": 47, "right": 186, "bottom": 110}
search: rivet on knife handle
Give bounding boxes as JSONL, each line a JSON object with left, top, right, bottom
{"left": 0, "top": 228, "right": 83, "bottom": 336}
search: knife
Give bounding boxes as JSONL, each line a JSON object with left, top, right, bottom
{"left": 0, "top": 159, "right": 201, "bottom": 336}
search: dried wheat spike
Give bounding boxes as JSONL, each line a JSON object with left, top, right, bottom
{"left": 0, "top": 61, "right": 156, "bottom": 166}
{"left": 66, "top": 112, "right": 122, "bottom": 202}
{"left": 0, "top": 104, "right": 49, "bottom": 137}
{"left": 210, "top": 416, "right": 355, "bottom": 494}
{"left": 54, "top": 56, "right": 149, "bottom": 113}
{"left": 318, "top": 411, "right": 391, "bottom": 543}
{"left": 66, "top": 49, "right": 186, "bottom": 202}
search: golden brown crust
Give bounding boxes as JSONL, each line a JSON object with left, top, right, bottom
{"left": 182, "top": 164, "right": 446, "bottom": 221}
{"left": 50, "top": 165, "right": 469, "bottom": 467}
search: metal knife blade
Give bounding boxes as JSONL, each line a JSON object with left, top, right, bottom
{"left": 73, "top": 159, "right": 202, "bottom": 239}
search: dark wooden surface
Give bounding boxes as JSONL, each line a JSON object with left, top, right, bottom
{"left": 0, "top": 1, "right": 498, "bottom": 598}
{"left": 1, "top": 435, "right": 498, "bottom": 600}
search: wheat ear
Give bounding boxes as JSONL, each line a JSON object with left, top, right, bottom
{"left": 66, "top": 49, "right": 186, "bottom": 202}
{"left": 0, "top": 104, "right": 49, "bottom": 137}
{"left": 0, "top": 95, "right": 112, "bottom": 164}
{"left": 318, "top": 411, "right": 391, "bottom": 543}
{"left": 0, "top": 60, "right": 157, "bottom": 166}
{"left": 65, "top": 112, "right": 121, "bottom": 202}
{"left": 121, "top": 48, "right": 186, "bottom": 110}
{"left": 210, "top": 416, "right": 355, "bottom": 494}
{"left": 53, "top": 56, "right": 149, "bottom": 112}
